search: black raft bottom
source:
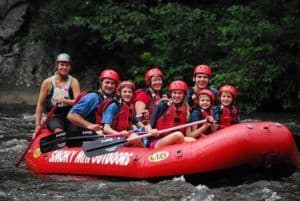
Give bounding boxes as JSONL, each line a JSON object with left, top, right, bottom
{"left": 99, "top": 164, "right": 296, "bottom": 188}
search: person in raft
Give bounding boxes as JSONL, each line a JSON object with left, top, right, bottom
{"left": 33, "top": 53, "right": 80, "bottom": 138}
{"left": 67, "top": 69, "right": 119, "bottom": 135}
{"left": 186, "top": 64, "right": 218, "bottom": 109}
{"left": 213, "top": 85, "right": 240, "bottom": 129}
{"left": 185, "top": 89, "right": 217, "bottom": 139}
{"left": 101, "top": 81, "right": 146, "bottom": 146}
{"left": 134, "top": 67, "right": 165, "bottom": 125}
{"left": 147, "top": 80, "right": 196, "bottom": 148}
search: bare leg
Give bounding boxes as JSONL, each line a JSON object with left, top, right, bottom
{"left": 154, "top": 131, "right": 185, "bottom": 148}
{"left": 54, "top": 128, "right": 63, "bottom": 133}
{"left": 184, "top": 136, "right": 196, "bottom": 142}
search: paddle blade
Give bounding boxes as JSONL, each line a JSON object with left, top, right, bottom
{"left": 82, "top": 137, "right": 126, "bottom": 157}
{"left": 40, "top": 132, "right": 66, "bottom": 153}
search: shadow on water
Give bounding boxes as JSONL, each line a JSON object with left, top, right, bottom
{"left": 184, "top": 165, "right": 298, "bottom": 187}
{"left": 97, "top": 164, "right": 298, "bottom": 188}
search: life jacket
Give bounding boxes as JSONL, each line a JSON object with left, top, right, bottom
{"left": 200, "top": 108, "right": 214, "bottom": 134}
{"left": 156, "top": 102, "right": 188, "bottom": 133}
{"left": 45, "top": 75, "right": 73, "bottom": 114}
{"left": 112, "top": 102, "right": 135, "bottom": 131}
{"left": 135, "top": 88, "right": 161, "bottom": 116}
{"left": 96, "top": 100, "right": 134, "bottom": 131}
{"left": 95, "top": 98, "right": 116, "bottom": 125}
{"left": 219, "top": 105, "right": 238, "bottom": 129}
{"left": 200, "top": 108, "right": 214, "bottom": 120}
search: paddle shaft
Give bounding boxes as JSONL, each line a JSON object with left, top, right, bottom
{"left": 126, "top": 119, "right": 208, "bottom": 142}
{"left": 82, "top": 119, "right": 209, "bottom": 157}
{"left": 15, "top": 104, "right": 58, "bottom": 167}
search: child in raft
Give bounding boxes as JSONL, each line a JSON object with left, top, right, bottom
{"left": 186, "top": 89, "right": 217, "bottom": 138}
{"left": 147, "top": 80, "right": 195, "bottom": 148}
{"left": 100, "top": 81, "right": 146, "bottom": 146}
{"left": 213, "top": 85, "right": 240, "bottom": 129}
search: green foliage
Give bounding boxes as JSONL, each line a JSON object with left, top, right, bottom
{"left": 24, "top": 0, "right": 299, "bottom": 113}
{"left": 214, "top": 1, "right": 299, "bottom": 112}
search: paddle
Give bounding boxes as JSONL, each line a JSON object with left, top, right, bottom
{"left": 83, "top": 119, "right": 208, "bottom": 157}
{"left": 15, "top": 104, "right": 58, "bottom": 167}
{"left": 39, "top": 130, "right": 125, "bottom": 153}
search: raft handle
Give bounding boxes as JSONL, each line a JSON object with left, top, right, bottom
{"left": 263, "top": 125, "right": 272, "bottom": 131}
{"left": 176, "top": 150, "right": 183, "bottom": 157}
{"left": 246, "top": 124, "right": 254, "bottom": 129}
{"left": 134, "top": 155, "right": 141, "bottom": 161}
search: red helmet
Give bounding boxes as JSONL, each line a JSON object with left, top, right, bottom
{"left": 145, "top": 68, "right": 163, "bottom": 85}
{"left": 168, "top": 80, "right": 188, "bottom": 93}
{"left": 193, "top": 65, "right": 212, "bottom": 77}
{"left": 196, "top": 89, "right": 215, "bottom": 105}
{"left": 218, "top": 85, "right": 237, "bottom": 100}
{"left": 99, "top": 69, "right": 119, "bottom": 82}
{"left": 116, "top": 80, "right": 136, "bottom": 93}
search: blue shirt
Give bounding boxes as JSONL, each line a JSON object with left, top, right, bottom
{"left": 189, "top": 108, "right": 202, "bottom": 122}
{"left": 69, "top": 93, "right": 101, "bottom": 117}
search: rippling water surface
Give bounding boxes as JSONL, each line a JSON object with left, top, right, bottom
{"left": 0, "top": 105, "right": 299, "bottom": 201}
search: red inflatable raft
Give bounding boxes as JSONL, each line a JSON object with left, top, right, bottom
{"left": 26, "top": 121, "right": 298, "bottom": 179}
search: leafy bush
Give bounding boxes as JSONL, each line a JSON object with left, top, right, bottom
{"left": 24, "top": 0, "right": 299, "bottom": 113}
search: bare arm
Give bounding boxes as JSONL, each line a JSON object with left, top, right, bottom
{"left": 135, "top": 101, "right": 149, "bottom": 119}
{"left": 67, "top": 112, "right": 101, "bottom": 131}
{"left": 103, "top": 124, "right": 129, "bottom": 136}
{"left": 185, "top": 123, "right": 210, "bottom": 138}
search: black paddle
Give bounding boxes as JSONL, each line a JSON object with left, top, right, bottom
{"left": 40, "top": 131, "right": 67, "bottom": 153}
{"left": 39, "top": 130, "right": 125, "bottom": 153}
{"left": 82, "top": 119, "right": 208, "bottom": 157}
{"left": 82, "top": 137, "right": 126, "bottom": 157}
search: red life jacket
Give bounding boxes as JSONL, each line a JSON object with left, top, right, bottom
{"left": 200, "top": 108, "right": 214, "bottom": 120}
{"left": 200, "top": 109, "right": 214, "bottom": 134}
{"left": 111, "top": 102, "right": 135, "bottom": 131}
{"left": 156, "top": 103, "right": 188, "bottom": 133}
{"left": 96, "top": 98, "right": 115, "bottom": 125}
{"left": 75, "top": 90, "right": 89, "bottom": 103}
{"left": 135, "top": 89, "right": 161, "bottom": 116}
{"left": 219, "top": 106, "right": 238, "bottom": 129}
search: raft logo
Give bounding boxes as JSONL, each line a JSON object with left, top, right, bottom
{"left": 48, "top": 150, "right": 133, "bottom": 166}
{"left": 148, "top": 151, "right": 169, "bottom": 162}
{"left": 33, "top": 148, "right": 41, "bottom": 158}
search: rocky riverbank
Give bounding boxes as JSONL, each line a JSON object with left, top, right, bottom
{"left": 0, "top": 0, "right": 53, "bottom": 104}
{"left": 0, "top": 87, "right": 38, "bottom": 105}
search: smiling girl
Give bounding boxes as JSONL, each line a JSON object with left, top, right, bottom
{"left": 186, "top": 89, "right": 217, "bottom": 138}
{"left": 214, "top": 85, "right": 240, "bottom": 129}
{"left": 147, "top": 80, "right": 195, "bottom": 148}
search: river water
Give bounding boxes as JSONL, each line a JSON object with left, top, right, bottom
{"left": 0, "top": 105, "right": 299, "bottom": 201}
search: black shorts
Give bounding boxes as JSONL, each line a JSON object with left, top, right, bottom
{"left": 47, "top": 116, "right": 68, "bottom": 131}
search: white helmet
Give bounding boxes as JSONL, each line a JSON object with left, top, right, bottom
{"left": 56, "top": 53, "right": 71, "bottom": 63}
